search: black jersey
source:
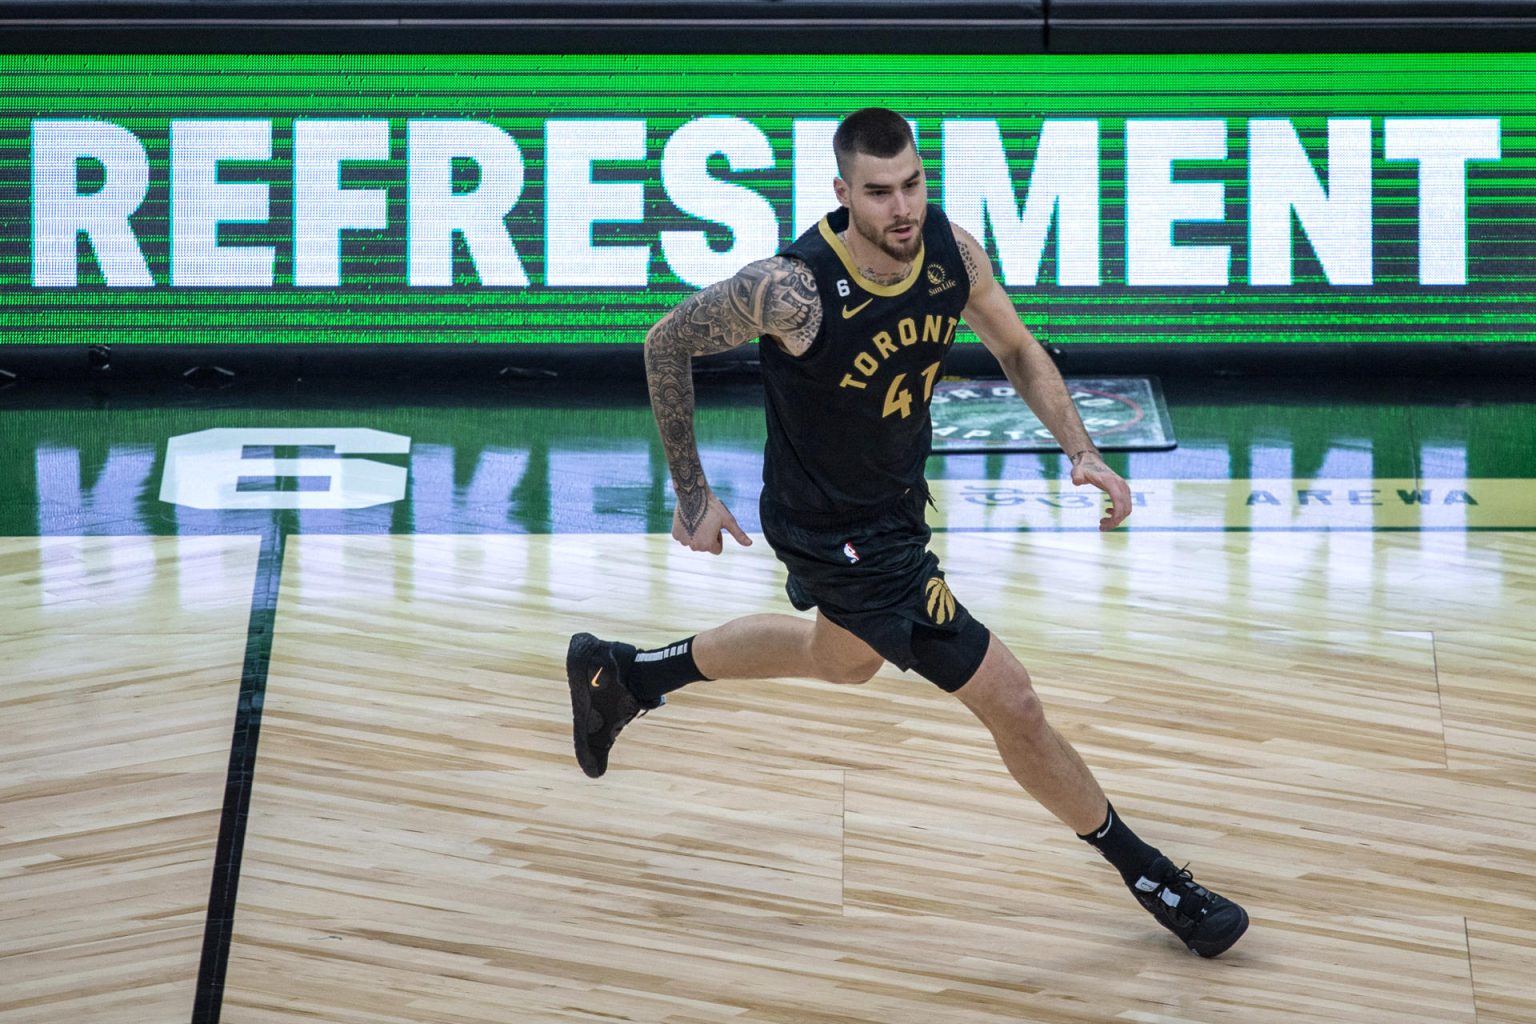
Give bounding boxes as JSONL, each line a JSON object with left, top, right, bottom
{"left": 759, "top": 203, "right": 971, "bottom": 522}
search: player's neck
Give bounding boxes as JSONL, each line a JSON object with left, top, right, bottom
{"left": 838, "top": 228, "right": 912, "bottom": 285}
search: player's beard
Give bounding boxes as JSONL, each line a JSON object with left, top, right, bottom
{"left": 851, "top": 205, "right": 924, "bottom": 264}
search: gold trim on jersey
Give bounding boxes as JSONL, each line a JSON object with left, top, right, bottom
{"left": 818, "top": 216, "right": 925, "bottom": 297}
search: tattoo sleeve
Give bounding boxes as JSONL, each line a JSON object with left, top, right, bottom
{"left": 645, "top": 257, "right": 821, "bottom": 535}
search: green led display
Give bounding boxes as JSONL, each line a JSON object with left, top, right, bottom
{"left": 1, "top": 53, "right": 1531, "bottom": 345}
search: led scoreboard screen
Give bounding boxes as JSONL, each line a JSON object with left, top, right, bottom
{"left": 1, "top": 53, "right": 1531, "bottom": 346}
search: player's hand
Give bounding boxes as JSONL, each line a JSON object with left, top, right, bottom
{"left": 1070, "top": 451, "right": 1133, "bottom": 532}
{"left": 672, "top": 492, "right": 753, "bottom": 555}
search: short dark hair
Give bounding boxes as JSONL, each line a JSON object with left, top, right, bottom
{"left": 833, "top": 108, "right": 915, "bottom": 179}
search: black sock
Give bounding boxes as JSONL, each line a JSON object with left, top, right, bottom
{"left": 1077, "top": 802, "right": 1164, "bottom": 887}
{"left": 619, "top": 636, "right": 709, "bottom": 705}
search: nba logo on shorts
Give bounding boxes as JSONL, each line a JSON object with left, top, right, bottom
{"left": 842, "top": 541, "right": 860, "bottom": 563}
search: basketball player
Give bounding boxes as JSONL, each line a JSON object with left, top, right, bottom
{"left": 566, "top": 108, "right": 1248, "bottom": 957}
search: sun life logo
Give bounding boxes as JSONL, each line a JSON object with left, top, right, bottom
{"left": 926, "top": 263, "right": 956, "bottom": 295}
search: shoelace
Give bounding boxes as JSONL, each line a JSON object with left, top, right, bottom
{"left": 1161, "top": 863, "right": 1214, "bottom": 915}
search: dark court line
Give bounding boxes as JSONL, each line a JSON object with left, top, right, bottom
{"left": 192, "top": 524, "right": 288, "bottom": 1024}
{"left": 931, "top": 525, "right": 1535, "bottom": 533}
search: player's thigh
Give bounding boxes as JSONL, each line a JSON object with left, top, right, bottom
{"left": 808, "top": 610, "right": 884, "bottom": 683}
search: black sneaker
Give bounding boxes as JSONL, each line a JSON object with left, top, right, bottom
{"left": 566, "top": 633, "right": 660, "bottom": 779}
{"left": 1132, "top": 857, "right": 1250, "bottom": 957}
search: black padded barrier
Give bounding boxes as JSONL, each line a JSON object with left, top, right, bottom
{"left": 5, "top": 0, "right": 1536, "bottom": 52}
{"left": 0, "top": 0, "right": 1046, "bottom": 53}
{"left": 1048, "top": 0, "right": 1536, "bottom": 53}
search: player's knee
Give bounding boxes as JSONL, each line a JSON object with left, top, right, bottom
{"left": 992, "top": 678, "right": 1047, "bottom": 733}
{"left": 820, "top": 654, "right": 883, "bottom": 685}
{"left": 955, "top": 656, "right": 1049, "bottom": 735}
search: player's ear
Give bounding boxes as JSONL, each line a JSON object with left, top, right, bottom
{"left": 833, "top": 177, "right": 849, "bottom": 208}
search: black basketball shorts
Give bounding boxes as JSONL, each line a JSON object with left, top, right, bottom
{"left": 759, "top": 489, "right": 992, "bottom": 692}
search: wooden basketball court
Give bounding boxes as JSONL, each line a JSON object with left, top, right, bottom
{"left": 5, "top": 519, "right": 1533, "bottom": 1023}
{"left": 4, "top": 20, "right": 1536, "bottom": 1024}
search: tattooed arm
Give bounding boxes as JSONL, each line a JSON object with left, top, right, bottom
{"left": 952, "top": 223, "right": 1133, "bottom": 532}
{"left": 646, "top": 256, "right": 821, "bottom": 553}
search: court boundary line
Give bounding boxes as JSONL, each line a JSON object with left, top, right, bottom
{"left": 191, "top": 524, "right": 286, "bottom": 1024}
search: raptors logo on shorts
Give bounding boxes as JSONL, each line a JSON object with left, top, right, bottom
{"left": 924, "top": 576, "right": 956, "bottom": 624}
